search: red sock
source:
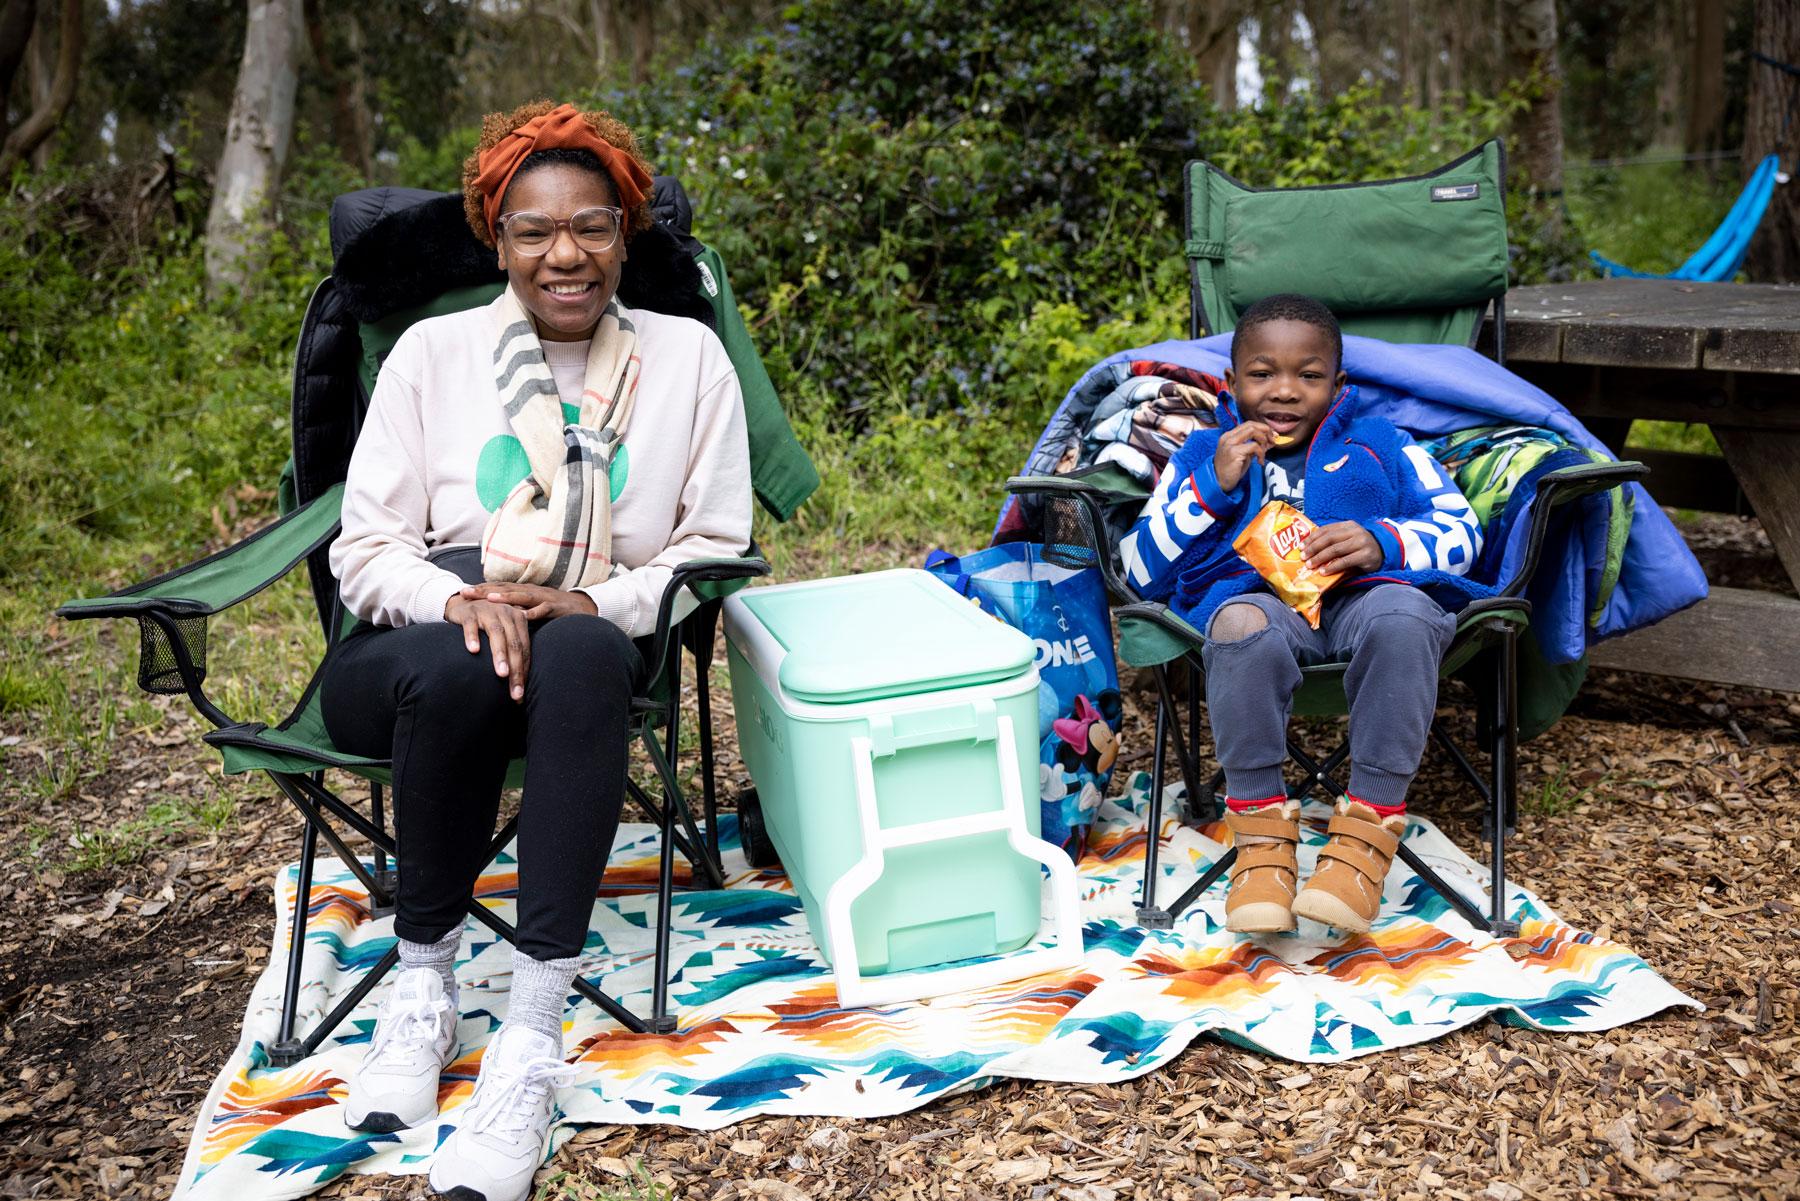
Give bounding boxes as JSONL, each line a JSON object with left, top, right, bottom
{"left": 1347, "top": 793, "right": 1405, "bottom": 818}
{"left": 1226, "top": 794, "right": 1287, "bottom": 813}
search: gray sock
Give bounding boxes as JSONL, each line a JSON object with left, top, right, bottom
{"left": 398, "top": 929, "right": 462, "bottom": 1004}
{"left": 506, "top": 950, "right": 579, "bottom": 1047}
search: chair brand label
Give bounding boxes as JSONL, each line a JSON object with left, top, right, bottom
{"left": 1431, "top": 184, "right": 1480, "bottom": 202}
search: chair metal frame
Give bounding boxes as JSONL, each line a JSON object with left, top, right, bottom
{"left": 1005, "top": 139, "right": 1648, "bottom": 936}
{"left": 62, "top": 505, "right": 765, "bottom": 1058}
{"left": 1008, "top": 451, "right": 1642, "bottom": 938}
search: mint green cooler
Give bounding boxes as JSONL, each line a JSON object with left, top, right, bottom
{"left": 722, "top": 569, "right": 1082, "bottom": 1006}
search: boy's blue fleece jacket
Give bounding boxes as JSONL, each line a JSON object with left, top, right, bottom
{"left": 1122, "top": 383, "right": 1494, "bottom": 634}
{"left": 1004, "top": 334, "right": 1709, "bottom": 662}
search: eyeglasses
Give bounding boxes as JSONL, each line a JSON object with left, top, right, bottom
{"left": 497, "top": 206, "right": 624, "bottom": 256}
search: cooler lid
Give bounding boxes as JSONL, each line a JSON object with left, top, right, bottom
{"left": 734, "top": 569, "right": 1035, "bottom": 705}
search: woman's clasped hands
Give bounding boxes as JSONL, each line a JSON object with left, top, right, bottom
{"left": 444, "top": 584, "right": 598, "bottom": 700}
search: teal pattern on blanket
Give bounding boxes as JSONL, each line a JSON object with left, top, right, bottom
{"left": 174, "top": 773, "right": 1696, "bottom": 1200}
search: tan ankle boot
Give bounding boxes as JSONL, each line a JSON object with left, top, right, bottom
{"left": 1292, "top": 799, "right": 1406, "bottom": 933}
{"left": 1223, "top": 801, "right": 1300, "bottom": 933}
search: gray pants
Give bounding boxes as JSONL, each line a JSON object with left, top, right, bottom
{"left": 1199, "top": 584, "right": 1455, "bottom": 808}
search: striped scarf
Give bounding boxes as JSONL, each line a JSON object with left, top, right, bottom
{"left": 478, "top": 288, "right": 639, "bottom": 590}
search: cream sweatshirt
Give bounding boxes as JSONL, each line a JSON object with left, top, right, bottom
{"left": 329, "top": 293, "right": 752, "bottom": 637}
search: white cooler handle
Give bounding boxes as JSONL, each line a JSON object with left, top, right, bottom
{"left": 823, "top": 706, "right": 1084, "bottom": 1008}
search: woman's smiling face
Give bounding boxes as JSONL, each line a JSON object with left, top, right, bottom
{"left": 496, "top": 161, "right": 627, "bottom": 342}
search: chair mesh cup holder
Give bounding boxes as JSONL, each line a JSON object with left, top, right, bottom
{"left": 137, "top": 612, "right": 208, "bottom": 694}
{"left": 1042, "top": 495, "right": 1103, "bottom": 571}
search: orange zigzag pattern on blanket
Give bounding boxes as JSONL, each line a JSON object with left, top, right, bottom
{"left": 1505, "top": 919, "right": 1626, "bottom": 976}
{"left": 569, "top": 1020, "right": 735, "bottom": 1072}
{"left": 1137, "top": 940, "right": 1291, "bottom": 1006}
{"left": 1306, "top": 922, "right": 1480, "bottom": 990}
{"left": 200, "top": 1068, "right": 342, "bottom": 1162}
{"left": 967, "top": 971, "right": 1102, "bottom": 1043}
{"left": 760, "top": 986, "right": 943, "bottom": 1053}
{"left": 279, "top": 882, "right": 372, "bottom": 937}
{"left": 434, "top": 1047, "right": 490, "bottom": 1114}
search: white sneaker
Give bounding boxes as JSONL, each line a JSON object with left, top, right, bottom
{"left": 428, "top": 1025, "right": 574, "bottom": 1201}
{"left": 343, "top": 967, "right": 458, "bottom": 1133}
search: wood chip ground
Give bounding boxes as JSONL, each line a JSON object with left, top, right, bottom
{"left": 3, "top": 522, "right": 1795, "bottom": 1200}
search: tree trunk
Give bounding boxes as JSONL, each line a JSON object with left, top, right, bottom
{"left": 1686, "top": 0, "right": 1727, "bottom": 158}
{"left": 1502, "top": 0, "right": 1565, "bottom": 202}
{"left": 624, "top": 0, "right": 653, "bottom": 84}
{"left": 204, "top": 0, "right": 304, "bottom": 295}
{"left": 1654, "top": 1, "right": 1684, "bottom": 151}
{"left": 342, "top": 14, "right": 372, "bottom": 169}
{"left": 1742, "top": 0, "right": 1800, "bottom": 282}
{"left": 1185, "top": 0, "right": 1240, "bottom": 111}
{"left": 1255, "top": 1, "right": 1299, "bottom": 101}
{"left": 1298, "top": 0, "right": 1343, "bottom": 96}
{"left": 23, "top": 0, "right": 52, "bottom": 168}
{"left": 588, "top": 0, "right": 609, "bottom": 72}
{"left": 0, "top": 0, "right": 35, "bottom": 113}
{"left": 303, "top": 0, "right": 372, "bottom": 176}
{"left": 0, "top": 0, "right": 78, "bottom": 176}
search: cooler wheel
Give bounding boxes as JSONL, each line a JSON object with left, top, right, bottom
{"left": 736, "top": 788, "right": 782, "bottom": 870}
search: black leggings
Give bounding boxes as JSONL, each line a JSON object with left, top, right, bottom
{"left": 320, "top": 614, "right": 646, "bottom": 960}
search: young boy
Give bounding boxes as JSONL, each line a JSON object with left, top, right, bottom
{"left": 1118, "top": 293, "right": 1486, "bottom": 935}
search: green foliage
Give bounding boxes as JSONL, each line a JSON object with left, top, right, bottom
{"left": 586, "top": 0, "right": 1536, "bottom": 466}
{"left": 1568, "top": 159, "right": 1746, "bottom": 277}
{"left": 1201, "top": 77, "right": 1526, "bottom": 188}
{"left": 534, "top": 1160, "right": 672, "bottom": 1200}
{"left": 0, "top": 167, "right": 322, "bottom": 590}
{"left": 1528, "top": 763, "right": 1605, "bottom": 817}
{"left": 0, "top": 0, "right": 1743, "bottom": 803}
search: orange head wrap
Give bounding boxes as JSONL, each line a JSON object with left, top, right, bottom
{"left": 473, "top": 103, "right": 653, "bottom": 241}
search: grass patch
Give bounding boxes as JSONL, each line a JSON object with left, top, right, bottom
{"left": 1566, "top": 158, "right": 1744, "bottom": 278}
{"left": 59, "top": 789, "right": 238, "bottom": 874}
{"left": 0, "top": 662, "right": 58, "bottom": 714}
{"left": 535, "top": 1162, "right": 671, "bottom": 1201}
{"left": 1527, "top": 764, "right": 1604, "bottom": 817}
{"left": 1626, "top": 419, "right": 1721, "bottom": 457}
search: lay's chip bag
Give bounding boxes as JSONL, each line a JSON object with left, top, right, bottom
{"left": 1231, "top": 500, "right": 1342, "bottom": 628}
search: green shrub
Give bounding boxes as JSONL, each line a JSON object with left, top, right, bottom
{"left": 1567, "top": 159, "right": 1744, "bottom": 276}
{"left": 0, "top": 168, "right": 324, "bottom": 589}
{"left": 1, "top": 0, "right": 1738, "bottom": 604}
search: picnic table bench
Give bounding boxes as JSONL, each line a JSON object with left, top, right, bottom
{"left": 1479, "top": 279, "right": 1800, "bottom": 695}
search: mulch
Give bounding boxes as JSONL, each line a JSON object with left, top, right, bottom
{"left": 2, "top": 519, "right": 1795, "bottom": 1201}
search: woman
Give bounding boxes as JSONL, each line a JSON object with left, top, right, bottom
{"left": 322, "top": 100, "right": 750, "bottom": 1201}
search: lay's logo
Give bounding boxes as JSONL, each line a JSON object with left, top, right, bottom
{"left": 1270, "top": 522, "right": 1308, "bottom": 561}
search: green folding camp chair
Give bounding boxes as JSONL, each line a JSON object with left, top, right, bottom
{"left": 58, "top": 181, "right": 819, "bottom": 1056}
{"left": 1008, "top": 140, "right": 1647, "bottom": 936}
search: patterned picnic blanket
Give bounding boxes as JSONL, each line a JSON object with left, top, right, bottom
{"left": 176, "top": 773, "right": 1696, "bottom": 1199}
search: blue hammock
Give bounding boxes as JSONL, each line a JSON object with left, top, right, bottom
{"left": 1590, "top": 154, "right": 1784, "bottom": 281}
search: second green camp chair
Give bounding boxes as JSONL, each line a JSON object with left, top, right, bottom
{"left": 59, "top": 180, "right": 818, "bottom": 1056}
{"left": 1009, "top": 140, "right": 1646, "bottom": 937}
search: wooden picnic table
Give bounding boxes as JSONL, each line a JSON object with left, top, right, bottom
{"left": 1478, "top": 279, "right": 1800, "bottom": 694}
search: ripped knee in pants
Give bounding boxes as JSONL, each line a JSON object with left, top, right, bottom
{"left": 1208, "top": 602, "right": 1270, "bottom": 644}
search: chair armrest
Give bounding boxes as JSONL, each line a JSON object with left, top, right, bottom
{"left": 52, "top": 485, "right": 345, "bottom": 727}
{"left": 1004, "top": 474, "right": 1145, "bottom": 604}
{"left": 1495, "top": 461, "right": 1647, "bottom": 597}
{"left": 1004, "top": 473, "right": 1119, "bottom": 501}
{"left": 1455, "top": 595, "right": 1534, "bottom": 626}
{"left": 644, "top": 556, "right": 772, "bottom": 693}
{"left": 55, "top": 483, "right": 345, "bottom": 622}
{"left": 1115, "top": 601, "right": 1204, "bottom": 669}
